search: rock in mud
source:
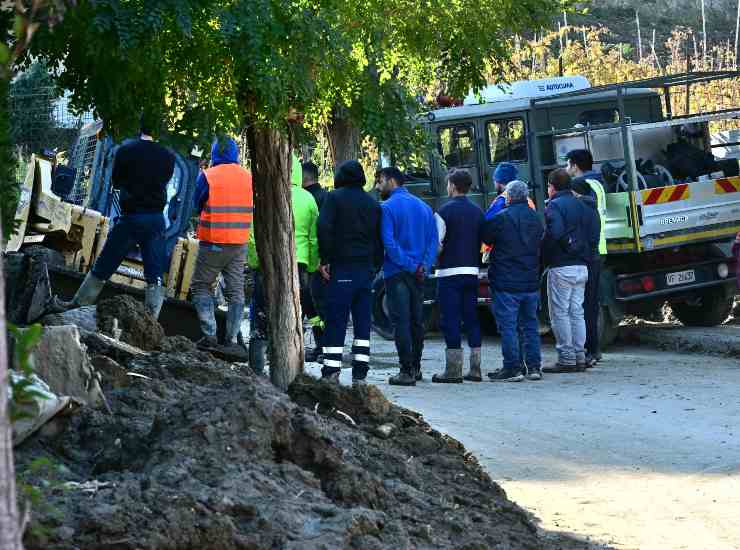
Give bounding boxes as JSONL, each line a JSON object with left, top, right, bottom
{"left": 96, "top": 295, "right": 165, "bottom": 351}
{"left": 41, "top": 305, "right": 97, "bottom": 333}
{"left": 16, "top": 358, "right": 595, "bottom": 550}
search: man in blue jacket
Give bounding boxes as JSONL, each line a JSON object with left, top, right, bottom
{"left": 378, "top": 166, "right": 438, "bottom": 386}
{"left": 482, "top": 180, "right": 544, "bottom": 382}
{"left": 542, "top": 169, "right": 599, "bottom": 373}
{"left": 485, "top": 162, "right": 519, "bottom": 220}
{"left": 432, "top": 168, "right": 484, "bottom": 383}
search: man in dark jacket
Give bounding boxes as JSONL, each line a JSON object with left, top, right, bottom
{"left": 317, "top": 160, "right": 383, "bottom": 385}
{"left": 542, "top": 169, "right": 598, "bottom": 373}
{"left": 378, "top": 166, "right": 438, "bottom": 386}
{"left": 51, "top": 114, "right": 175, "bottom": 318}
{"left": 432, "top": 168, "right": 484, "bottom": 383}
{"left": 302, "top": 161, "right": 328, "bottom": 362}
{"left": 482, "top": 180, "right": 544, "bottom": 382}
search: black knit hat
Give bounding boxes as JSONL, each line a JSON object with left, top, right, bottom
{"left": 334, "top": 160, "right": 366, "bottom": 188}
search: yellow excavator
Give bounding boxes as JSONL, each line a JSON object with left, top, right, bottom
{"left": 6, "top": 121, "right": 210, "bottom": 339}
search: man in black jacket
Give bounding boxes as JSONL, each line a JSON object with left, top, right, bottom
{"left": 51, "top": 114, "right": 175, "bottom": 318}
{"left": 542, "top": 169, "right": 599, "bottom": 373}
{"left": 482, "top": 180, "right": 544, "bottom": 382}
{"left": 317, "top": 160, "right": 383, "bottom": 385}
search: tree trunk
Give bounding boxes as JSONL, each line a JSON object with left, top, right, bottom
{"left": 0, "top": 72, "right": 24, "bottom": 550}
{"left": 247, "top": 125, "right": 303, "bottom": 391}
{"left": 327, "top": 110, "right": 360, "bottom": 169}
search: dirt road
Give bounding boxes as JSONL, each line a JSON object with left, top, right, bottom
{"left": 307, "top": 327, "right": 740, "bottom": 549}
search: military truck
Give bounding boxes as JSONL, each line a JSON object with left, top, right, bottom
{"left": 372, "top": 71, "right": 740, "bottom": 347}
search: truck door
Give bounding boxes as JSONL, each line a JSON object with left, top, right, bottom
{"left": 484, "top": 115, "right": 530, "bottom": 210}
{"left": 436, "top": 123, "right": 483, "bottom": 209}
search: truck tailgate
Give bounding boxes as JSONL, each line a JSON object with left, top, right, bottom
{"left": 637, "top": 176, "right": 740, "bottom": 249}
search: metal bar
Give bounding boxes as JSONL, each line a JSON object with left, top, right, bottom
{"left": 528, "top": 99, "right": 546, "bottom": 218}
{"left": 618, "top": 88, "right": 643, "bottom": 254}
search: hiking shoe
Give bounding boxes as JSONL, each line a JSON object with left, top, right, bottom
{"left": 488, "top": 368, "right": 524, "bottom": 382}
{"left": 525, "top": 366, "right": 542, "bottom": 381}
{"left": 322, "top": 371, "right": 340, "bottom": 385}
{"left": 389, "top": 371, "right": 416, "bottom": 386}
{"left": 584, "top": 355, "right": 597, "bottom": 368}
{"left": 542, "top": 362, "right": 585, "bottom": 373}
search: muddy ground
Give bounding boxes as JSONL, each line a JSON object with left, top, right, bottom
{"left": 14, "top": 299, "right": 599, "bottom": 550}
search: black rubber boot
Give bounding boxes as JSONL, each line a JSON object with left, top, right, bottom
{"left": 248, "top": 339, "right": 267, "bottom": 375}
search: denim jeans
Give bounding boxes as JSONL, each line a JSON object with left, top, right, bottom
{"left": 547, "top": 265, "right": 588, "bottom": 365}
{"left": 492, "top": 290, "right": 541, "bottom": 371}
{"left": 437, "top": 274, "right": 481, "bottom": 349}
{"left": 92, "top": 212, "right": 166, "bottom": 284}
{"left": 321, "top": 264, "right": 374, "bottom": 379}
{"left": 386, "top": 272, "right": 425, "bottom": 373}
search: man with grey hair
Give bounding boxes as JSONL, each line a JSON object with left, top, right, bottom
{"left": 482, "top": 180, "right": 544, "bottom": 381}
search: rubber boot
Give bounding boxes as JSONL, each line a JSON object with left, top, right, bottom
{"left": 463, "top": 347, "right": 482, "bottom": 382}
{"left": 432, "top": 349, "right": 464, "bottom": 383}
{"left": 144, "top": 284, "right": 166, "bottom": 320}
{"left": 389, "top": 366, "right": 416, "bottom": 386}
{"left": 305, "top": 325, "right": 324, "bottom": 362}
{"left": 192, "top": 296, "right": 218, "bottom": 350}
{"left": 72, "top": 272, "right": 106, "bottom": 307}
{"left": 248, "top": 339, "right": 267, "bottom": 375}
{"left": 224, "top": 302, "right": 245, "bottom": 345}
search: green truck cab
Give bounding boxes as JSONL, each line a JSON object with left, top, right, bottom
{"left": 374, "top": 72, "right": 740, "bottom": 347}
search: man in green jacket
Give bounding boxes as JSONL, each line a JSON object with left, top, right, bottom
{"left": 247, "top": 153, "right": 319, "bottom": 373}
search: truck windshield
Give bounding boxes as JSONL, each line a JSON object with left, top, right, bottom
{"left": 487, "top": 118, "right": 526, "bottom": 164}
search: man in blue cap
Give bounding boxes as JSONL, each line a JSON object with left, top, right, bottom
{"left": 485, "top": 162, "right": 519, "bottom": 220}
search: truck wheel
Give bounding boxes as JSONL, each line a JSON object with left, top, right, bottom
{"left": 372, "top": 275, "right": 395, "bottom": 340}
{"left": 670, "top": 287, "right": 733, "bottom": 327}
{"left": 598, "top": 306, "right": 618, "bottom": 348}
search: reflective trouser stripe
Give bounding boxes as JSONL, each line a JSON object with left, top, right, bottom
{"left": 323, "top": 358, "right": 342, "bottom": 368}
{"left": 352, "top": 354, "right": 369, "bottom": 363}
{"left": 352, "top": 339, "right": 370, "bottom": 347}
{"left": 322, "top": 347, "right": 343, "bottom": 354}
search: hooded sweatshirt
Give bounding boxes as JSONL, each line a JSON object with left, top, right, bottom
{"left": 317, "top": 160, "right": 383, "bottom": 268}
{"left": 247, "top": 155, "right": 319, "bottom": 272}
{"left": 193, "top": 138, "right": 243, "bottom": 213}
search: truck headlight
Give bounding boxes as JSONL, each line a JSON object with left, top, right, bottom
{"left": 718, "top": 263, "right": 729, "bottom": 279}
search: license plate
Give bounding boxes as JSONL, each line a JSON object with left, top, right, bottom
{"left": 666, "top": 269, "right": 696, "bottom": 286}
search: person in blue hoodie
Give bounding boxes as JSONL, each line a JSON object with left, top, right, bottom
{"left": 485, "top": 162, "right": 519, "bottom": 221}
{"left": 378, "top": 166, "right": 438, "bottom": 386}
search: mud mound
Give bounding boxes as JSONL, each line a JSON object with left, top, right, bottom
{"left": 17, "top": 354, "right": 596, "bottom": 549}
{"left": 96, "top": 295, "right": 165, "bottom": 350}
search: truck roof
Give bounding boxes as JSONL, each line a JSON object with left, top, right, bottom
{"left": 427, "top": 88, "right": 658, "bottom": 123}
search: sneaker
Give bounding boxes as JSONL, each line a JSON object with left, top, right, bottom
{"left": 487, "top": 368, "right": 524, "bottom": 382}
{"left": 322, "top": 371, "right": 340, "bottom": 384}
{"left": 584, "top": 355, "right": 597, "bottom": 369}
{"left": 525, "top": 366, "right": 542, "bottom": 381}
{"left": 389, "top": 371, "right": 416, "bottom": 386}
{"left": 542, "top": 362, "right": 585, "bottom": 373}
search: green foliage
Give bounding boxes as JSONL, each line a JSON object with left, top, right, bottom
{"left": 9, "top": 61, "right": 62, "bottom": 155}
{"left": 8, "top": 324, "right": 45, "bottom": 424}
{"left": 0, "top": 74, "right": 19, "bottom": 238}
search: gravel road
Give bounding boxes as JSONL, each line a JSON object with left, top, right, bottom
{"left": 306, "top": 325, "right": 740, "bottom": 549}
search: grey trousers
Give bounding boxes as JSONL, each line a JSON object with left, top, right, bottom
{"left": 191, "top": 242, "right": 248, "bottom": 304}
{"left": 547, "top": 265, "right": 588, "bottom": 365}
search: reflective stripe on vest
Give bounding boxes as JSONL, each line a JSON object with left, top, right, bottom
{"left": 197, "top": 164, "right": 254, "bottom": 244}
{"left": 585, "top": 178, "right": 607, "bottom": 256}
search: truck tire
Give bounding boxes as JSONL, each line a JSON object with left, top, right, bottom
{"left": 670, "top": 287, "right": 733, "bottom": 327}
{"left": 371, "top": 274, "right": 438, "bottom": 339}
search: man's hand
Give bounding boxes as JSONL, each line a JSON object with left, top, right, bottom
{"left": 319, "top": 264, "right": 331, "bottom": 281}
{"left": 415, "top": 264, "right": 426, "bottom": 284}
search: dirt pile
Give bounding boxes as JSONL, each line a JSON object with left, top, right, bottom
{"left": 15, "top": 320, "right": 595, "bottom": 548}
{"left": 96, "top": 295, "right": 165, "bottom": 351}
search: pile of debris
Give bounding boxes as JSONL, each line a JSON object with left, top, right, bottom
{"left": 12, "top": 298, "right": 595, "bottom": 549}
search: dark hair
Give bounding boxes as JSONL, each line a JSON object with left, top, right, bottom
{"left": 302, "top": 161, "right": 319, "bottom": 181}
{"left": 447, "top": 168, "right": 472, "bottom": 194}
{"left": 565, "top": 149, "right": 594, "bottom": 172}
{"left": 379, "top": 166, "right": 405, "bottom": 185}
{"left": 548, "top": 168, "right": 572, "bottom": 191}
